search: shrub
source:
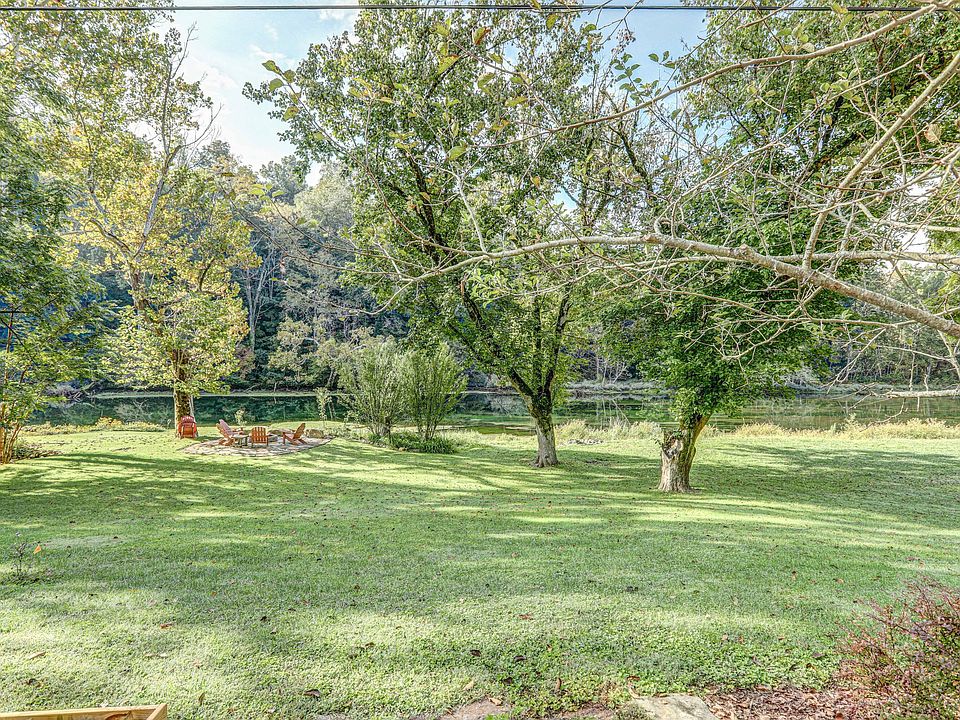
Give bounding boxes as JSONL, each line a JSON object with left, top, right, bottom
{"left": 234, "top": 408, "right": 249, "bottom": 427}
{"left": 7, "top": 535, "right": 45, "bottom": 584}
{"left": 339, "top": 337, "right": 406, "bottom": 438}
{"left": 387, "top": 431, "right": 456, "bottom": 454}
{"left": 401, "top": 343, "right": 466, "bottom": 441}
{"left": 840, "top": 580, "right": 960, "bottom": 720}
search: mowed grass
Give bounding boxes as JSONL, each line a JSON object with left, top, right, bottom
{"left": 1, "top": 427, "right": 959, "bottom": 719}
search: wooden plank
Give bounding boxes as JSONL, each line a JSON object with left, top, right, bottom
{"left": 0, "top": 706, "right": 166, "bottom": 720}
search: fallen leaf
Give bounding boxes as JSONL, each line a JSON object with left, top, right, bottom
{"left": 26, "top": 651, "right": 46, "bottom": 660}
{"left": 304, "top": 689, "right": 322, "bottom": 698}
{"left": 461, "top": 679, "right": 476, "bottom": 692}
{"left": 518, "top": 613, "right": 533, "bottom": 620}
{"left": 489, "top": 698, "right": 503, "bottom": 706}
{"left": 159, "top": 622, "right": 174, "bottom": 629}
{"left": 198, "top": 692, "right": 206, "bottom": 705}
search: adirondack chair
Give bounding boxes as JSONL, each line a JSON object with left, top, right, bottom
{"left": 217, "top": 419, "right": 249, "bottom": 446}
{"left": 176, "top": 415, "right": 198, "bottom": 439}
{"left": 249, "top": 425, "right": 275, "bottom": 447}
{"left": 281, "top": 422, "right": 307, "bottom": 445}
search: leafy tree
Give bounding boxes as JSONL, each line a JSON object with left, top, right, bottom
{"left": 21, "top": 18, "right": 260, "bottom": 423}
{"left": 72, "top": 153, "right": 256, "bottom": 422}
{"left": 0, "top": 136, "right": 102, "bottom": 464}
{"left": 606, "top": 262, "right": 837, "bottom": 492}
{"left": 247, "top": 10, "right": 624, "bottom": 465}
{"left": 259, "top": 155, "right": 308, "bottom": 204}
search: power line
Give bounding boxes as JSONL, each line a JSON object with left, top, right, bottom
{"left": 0, "top": 3, "right": 948, "bottom": 12}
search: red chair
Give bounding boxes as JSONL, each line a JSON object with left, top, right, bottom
{"left": 176, "top": 415, "right": 198, "bottom": 439}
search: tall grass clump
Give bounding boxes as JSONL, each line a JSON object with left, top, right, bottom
{"left": 339, "top": 338, "right": 406, "bottom": 439}
{"left": 732, "top": 417, "right": 960, "bottom": 440}
{"left": 402, "top": 343, "right": 466, "bottom": 442}
{"left": 556, "top": 418, "right": 660, "bottom": 444}
{"left": 24, "top": 417, "right": 165, "bottom": 435}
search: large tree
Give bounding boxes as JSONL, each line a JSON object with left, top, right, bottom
{"left": 0, "top": 13, "right": 105, "bottom": 461}
{"left": 247, "top": 9, "right": 634, "bottom": 465}
{"left": 382, "top": 6, "right": 960, "bottom": 361}
{"left": 12, "top": 13, "right": 259, "bottom": 424}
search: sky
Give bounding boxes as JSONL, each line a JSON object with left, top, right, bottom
{"left": 170, "top": 2, "right": 709, "bottom": 175}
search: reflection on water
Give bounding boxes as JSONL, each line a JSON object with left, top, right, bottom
{"left": 28, "top": 390, "right": 960, "bottom": 433}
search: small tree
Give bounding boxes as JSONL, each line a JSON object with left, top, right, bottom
{"left": 606, "top": 264, "right": 837, "bottom": 493}
{"left": 402, "top": 343, "right": 466, "bottom": 442}
{"left": 339, "top": 337, "right": 406, "bottom": 439}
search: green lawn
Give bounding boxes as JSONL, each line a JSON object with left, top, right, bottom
{"left": 1, "top": 428, "right": 958, "bottom": 719}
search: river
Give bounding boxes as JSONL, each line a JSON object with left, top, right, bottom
{"left": 27, "top": 390, "right": 960, "bottom": 433}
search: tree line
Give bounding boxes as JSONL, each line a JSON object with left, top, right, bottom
{"left": 2, "top": 4, "right": 959, "bottom": 490}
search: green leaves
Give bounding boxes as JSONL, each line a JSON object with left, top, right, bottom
{"left": 478, "top": 72, "right": 496, "bottom": 93}
{"left": 446, "top": 144, "right": 468, "bottom": 161}
{"left": 437, "top": 55, "right": 459, "bottom": 74}
{"left": 262, "top": 59, "right": 281, "bottom": 74}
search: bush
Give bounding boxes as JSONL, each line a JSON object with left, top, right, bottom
{"left": 840, "top": 580, "right": 960, "bottom": 720}
{"left": 387, "top": 431, "right": 456, "bottom": 454}
{"left": 401, "top": 343, "right": 466, "bottom": 441}
{"left": 339, "top": 338, "right": 406, "bottom": 438}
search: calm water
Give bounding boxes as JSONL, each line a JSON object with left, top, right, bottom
{"left": 29, "top": 390, "right": 960, "bottom": 433}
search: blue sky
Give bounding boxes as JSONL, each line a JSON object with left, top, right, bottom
{"left": 171, "top": 3, "right": 709, "bottom": 174}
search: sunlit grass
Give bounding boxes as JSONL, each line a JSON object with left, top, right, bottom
{"left": 0, "top": 427, "right": 958, "bottom": 719}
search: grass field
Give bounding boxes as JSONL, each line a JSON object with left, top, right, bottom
{"left": 1, "top": 426, "right": 958, "bottom": 719}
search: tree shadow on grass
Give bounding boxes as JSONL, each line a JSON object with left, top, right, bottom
{"left": 2, "top": 436, "right": 959, "bottom": 717}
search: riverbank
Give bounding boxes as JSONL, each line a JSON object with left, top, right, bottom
{"left": 28, "top": 387, "right": 960, "bottom": 433}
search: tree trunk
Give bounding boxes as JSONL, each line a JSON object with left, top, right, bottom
{"left": 529, "top": 401, "right": 559, "bottom": 468}
{"left": 0, "top": 425, "right": 19, "bottom": 465}
{"left": 659, "top": 414, "right": 709, "bottom": 493}
{"left": 173, "top": 388, "right": 194, "bottom": 426}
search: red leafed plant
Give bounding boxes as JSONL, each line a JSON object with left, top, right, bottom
{"left": 840, "top": 580, "right": 960, "bottom": 719}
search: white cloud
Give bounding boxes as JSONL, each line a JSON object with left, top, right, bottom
{"left": 183, "top": 57, "right": 240, "bottom": 94}
{"left": 264, "top": 23, "right": 279, "bottom": 42}
{"left": 316, "top": 8, "right": 358, "bottom": 23}
{"left": 249, "top": 44, "right": 289, "bottom": 65}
